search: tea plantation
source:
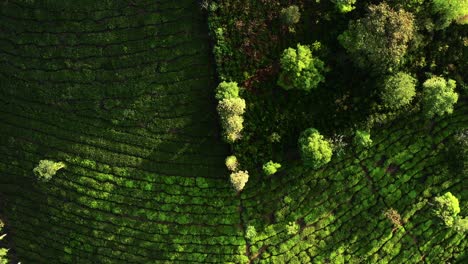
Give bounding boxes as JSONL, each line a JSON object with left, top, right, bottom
{"left": 0, "top": 0, "right": 466, "bottom": 263}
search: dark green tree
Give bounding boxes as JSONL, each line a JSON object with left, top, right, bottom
{"left": 280, "top": 5, "right": 301, "bottom": 25}
{"left": 381, "top": 72, "right": 417, "bottom": 110}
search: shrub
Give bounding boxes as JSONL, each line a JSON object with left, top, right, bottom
{"left": 338, "top": 2, "right": 415, "bottom": 72}
{"left": 277, "top": 44, "right": 325, "bottom": 92}
{"left": 332, "top": 0, "right": 357, "bottom": 13}
{"left": 433, "top": 192, "right": 460, "bottom": 227}
{"left": 225, "top": 156, "right": 239, "bottom": 171}
{"left": 422, "top": 76, "right": 459, "bottom": 118}
{"left": 215, "top": 81, "right": 240, "bottom": 100}
{"left": 33, "top": 160, "right": 66, "bottom": 182}
{"left": 298, "top": 128, "right": 333, "bottom": 168}
{"left": 381, "top": 72, "right": 417, "bottom": 110}
{"left": 280, "top": 5, "right": 300, "bottom": 25}
{"left": 262, "top": 161, "right": 282, "bottom": 176}
{"left": 230, "top": 170, "right": 249, "bottom": 192}
{"left": 354, "top": 130, "right": 372, "bottom": 148}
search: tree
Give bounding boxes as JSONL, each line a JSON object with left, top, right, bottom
{"left": 280, "top": 5, "right": 300, "bottom": 25}
{"left": 225, "top": 155, "right": 239, "bottom": 171}
{"left": 432, "top": 0, "right": 468, "bottom": 29}
{"left": 217, "top": 98, "right": 246, "bottom": 117}
{"left": 278, "top": 43, "right": 325, "bottom": 92}
{"left": 338, "top": 2, "right": 415, "bottom": 72}
{"left": 298, "top": 128, "right": 333, "bottom": 168}
{"left": 222, "top": 115, "right": 244, "bottom": 143}
{"left": 215, "top": 82, "right": 246, "bottom": 143}
{"left": 381, "top": 72, "right": 417, "bottom": 110}
{"left": 215, "top": 81, "right": 240, "bottom": 100}
{"left": 434, "top": 192, "right": 460, "bottom": 227}
{"left": 262, "top": 161, "right": 281, "bottom": 176}
{"left": 422, "top": 76, "right": 459, "bottom": 118}
{"left": 332, "top": 0, "right": 357, "bottom": 13}
{"left": 230, "top": 170, "right": 249, "bottom": 192}
{"left": 33, "top": 160, "right": 66, "bottom": 182}
{"left": 354, "top": 130, "right": 372, "bottom": 148}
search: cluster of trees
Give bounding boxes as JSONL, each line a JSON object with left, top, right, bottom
{"left": 225, "top": 155, "right": 249, "bottom": 192}
{"left": 215, "top": 82, "right": 246, "bottom": 143}
{"left": 33, "top": 160, "right": 66, "bottom": 182}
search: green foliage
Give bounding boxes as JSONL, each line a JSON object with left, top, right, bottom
{"left": 0, "top": 220, "right": 8, "bottom": 264}
{"left": 230, "top": 170, "right": 249, "bottom": 192}
{"left": 422, "top": 76, "right": 459, "bottom": 118}
{"left": 354, "top": 130, "right": 372, "bottom": 148}
{"left": 280, "top": 5, "right": 301, "bottom": 25}
{"left": 332, "top": 0, "right": 357, "bottom": 13}
{"left": 215, "top": 82, "right": 246, "bottom": 143}
{"left": 245, "top": 225, "right": 257, "bottom": 241}
{"left": 33, "top": 160, "right": 66, "bottom": 182}
{"left": 432, "top": 0, "right": 468, "bottom": 29}
{"left": 338, "top": 2, "right": 415, "bottom": 72}
{"left": 454, "top": 217, "right": 468, "bottom": 233}
{"left": 262, "top": 161, "right": 282, "bottom": 176}
{"left": 433, "top": 192, "right": 460, "bottom": 227}
{"left": 215, "top": 81, "right": 240, "bottom": 101}
{"left": 381, "top": 72, "right": 417, "bottom": 110}
{"left": 217, "top": 98, "right": 246, "bottom": 116}
{"left": 286, "top": 221, "right": 299, "bottom": 235}
{"left": 222, "top": 115, "right": 245, "bottom": 143}
{"left": 225, "top": 155, "right": 239, "bottom": 171}
{"left": 298, "top": 128, "right": 333, "bottom": 168}
{"left": 277, "top": 44, "right": 325, "bottom": 92}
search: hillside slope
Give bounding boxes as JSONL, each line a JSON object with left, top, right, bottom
{"left": 0, "top": 0, "right": 245, "bottom": 263}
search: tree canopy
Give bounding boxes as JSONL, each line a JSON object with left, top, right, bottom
{"left": 277, "top": 43, "right": 325, "bottom": 92}
{"left": 298, "top": 128, "right": 333, "bottom": 168}
{"left": 381, "top": 72, "right": 417, "bottom": 110}
{"left": 422, "top": 76, "right": 459, "bottom": 118}
{"left": 338, "top": 2, "right": 415, "bottom": 72}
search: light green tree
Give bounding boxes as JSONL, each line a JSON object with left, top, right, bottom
{"left": 33, "top": 160, "right": 66, "bottom": 182}
{"left": 262, "top": 161, "right": 282, "bottom": 176}
{"left": 332, "top": 0, "right": 357, "bottom": 13}
{"left": 434, "top": 192, "right": 460, "bottom": 227}
{"left": 298, "top": 128, "right": 333, "bottom": 168}
{"left": 432, "top": 0, "right": 468, "bottom": 29}
{"left": 422, "top": 76, "right": 459, "bottom": 118}
{"left": 277, "top": 43, "right": 325, "bottom": 92}
{"left": 215, "top": 81, "right": 240, "bottom": 100}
